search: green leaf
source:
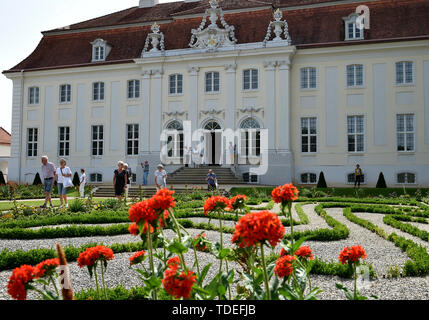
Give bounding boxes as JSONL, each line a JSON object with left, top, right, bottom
{"left": 197, "top": 263, "right": 212, "bottom": 287}
{"left": 167, "top": 240, "right": 188, "bottom": 255}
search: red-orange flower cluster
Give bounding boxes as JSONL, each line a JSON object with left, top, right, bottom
{"left": 203, "top": 196, "right": 230, "bottom": 215}
{"left": 151, "top": 189, "right": 176, "bottom": 211}
{"left": 295, "top": 246, "right": 314, "bottom": 261}
{"left": 128, "top": 223, "right": 140, "bottom": 236}
{"left": 77, "top": 246, "right": 115, "bottom": 268}
{"left": 129, "top": 251, "right": 146, "bottom": 267}
{"left": 129, "top": 199, "right": 158, "bottom": 224}
{"left": 232, "top": 211, "right": 285, "bottom": 248}
{"left": 339, "top": 245, "right": 367, "bottom": 265}
{"left": 167, "top": 257, "right": 181, "bottom": 269}
{"left": 162, "top": 257, "right": 196, "bottom": 300}
{"left": 272, "top": 184, "right": 299, "bottom": 204}
{"left": 194, "top": 233, "right": 209, "bottom": 252}
{"left": 7, "top": 265, "right": 35, "bottom": 300}
{"left": 229, "top": 195, "right": 248, "bottom": 211}
{"left": 275, "top": 255, "right": 296, "bottom": 278}
{"left": 34, "top": 258, "right": 60, "bottom": 278}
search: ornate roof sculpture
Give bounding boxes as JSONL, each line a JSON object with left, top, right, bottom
{"left": 263, "top": 9, "right": 292, "bottom": 47}
{"left": 142, "top": 22, "right": 165, "bottom": 56}
{"left": 189, "top": 0, "right": 238, "bottom": 52}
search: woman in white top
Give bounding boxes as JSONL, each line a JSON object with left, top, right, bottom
{"left": 154, "top": 164, "right": 167, "bottom": 191}
{"left": 79, "top": 169, "right": 86, "bottom": 198}
{"left": 192, "top": 146, "right": 200, "bottom": 168}
{"left": 55, "top": 158, "right": 72, "bottom": 208}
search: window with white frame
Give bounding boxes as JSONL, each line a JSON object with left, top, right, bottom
{"left": 300, "top": 67, "right": 317, "bottom": 89}
{"left": 301, "top": 173, "right": 317, "bottom": 184}
{"left": 91, "top": 125, "right": 104, "bottom": 156}
{"left": 59, "top": 84, "right": 71, "bottom": 103}
{"left": 58, "top": 127, "right": 70, "bottom": 157}
{"left": 301, "top": 117, "right": 317, "bottom": 153}
{"left": 92, "top": 82, "right": 105, "bottom": 101}
{"left": 166, "top": 121, "right": 184, "bottom": 159}
{"left": 347, "top": 173, "right": 365, "bottom": 184}
{"left": 347, "top": 115, "right": 365, "bottom": 152}
{"left": 346, "top": 64, "right": 364, "bottom": 87}
{"left": 127, "top": 80, "right": 140, "bottom": 99}
{"left": 28, "top": 87, "right": 40, "bottom": 105}
{"left": 397, "top": 114, "right": 415, "bottom": 152}
{"left": 243, "top": 69, "right": 258, "bottom": 90}
{"left": 205, "top": 72, "right": 220, "bottom": 93}
{"left": 91, "top": 39, "right": 108, "bottom": 62}
{"left": 90, "top": 173, "right": 103, "bottom": 183}
{"left": 240, "top": 118, "right": 261, "bottom": 160}
{"left": 396, "top": 61, "right": 414, "bottom": 85}
{"left": 27, "top": 128, "right": 38, "bottom": 157}
{"left": 127, "top": 124, "right": 139, "bottom": 156}
{"left": 343, "top": 14, "right": 364, "bottom": 41}
{"left": 169, "top": 74, "right": 183, "bottom": 95}
{"left": 397, "top": 172, "right": 416, "bottom": 184}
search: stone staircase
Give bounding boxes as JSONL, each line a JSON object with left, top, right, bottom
{"left": 166, "top": 166, "right": 246, "bottom": 185}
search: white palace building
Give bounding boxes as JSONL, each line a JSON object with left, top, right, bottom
{"left": 3, "top": 0, "right": 429, "bottom": 187}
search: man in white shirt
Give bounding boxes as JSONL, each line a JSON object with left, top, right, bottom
{"left": 154, "top": 164, "right": 167, "bottom": 191}
{"left": 79, "top": 169, "right": 86, "bottom": 198}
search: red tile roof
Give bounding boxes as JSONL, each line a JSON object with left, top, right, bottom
{"left": 0, "top": 128, "right": 11, "bottom": 145}
{"left": 4, "top": 0, "right": 429, "bottom": 73}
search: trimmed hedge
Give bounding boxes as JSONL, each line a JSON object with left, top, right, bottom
{"left": 383, "top": 215, "right": 429, "bottom": 242}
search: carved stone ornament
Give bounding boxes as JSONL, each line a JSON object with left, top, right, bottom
{"left": 200, "top": 108, "right": 225, "bottom": 119}
{"left": 189, "top": 0, "right": 238, "bottom": 52}
{"left": 237, "top": 107, "right": 264, "bottom": 118}
{"left": 142, "top": 22, "right": 165, "bottom": 56}
{"left": 263, "top": 9, "right": 292, "bottom": 47}
{"left": 163, "top": 110, "right": 187, "bottom": 121}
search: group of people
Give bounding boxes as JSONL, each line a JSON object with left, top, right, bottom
{"left": 182, "top": 143, "right": 238, "bottom": 168}
{"left": 113, "top": 161, "right": 133, "bottom": 201}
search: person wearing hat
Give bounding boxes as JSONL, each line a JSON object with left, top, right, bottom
{"left": 154, "top": 164, "right": 167, "bottom": 191}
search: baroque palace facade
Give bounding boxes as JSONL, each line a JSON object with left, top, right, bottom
{"left": 3, "top": 0, "right": 429, "bottom": 187}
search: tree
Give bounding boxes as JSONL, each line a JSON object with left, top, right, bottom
{"left": 0, "top": 171, "right": 5, "bottom": 185}
{"left": 73, "top": 172, "right": 80, "bottom": 187}
{"left": 33, "top": 172, "right": 43, "bottom": 186}
{"left": 376, "top": 172, "right": 387, "bottom": 188}
{"left": 317, "top": 172, "right": 328, "bottom": 188}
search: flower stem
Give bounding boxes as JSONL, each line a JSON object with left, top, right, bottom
{"left": 168, "top": 209, "right": 187, "bottom": 271}
{"left": 100, "top": 262, "right": 108, "bottom": 300}
{"left": 353, "top": 264, "right": 358, "bottom": 299}
{"left": 192, "top": 246, "right": 201, "bottom": 277}
{"left": 287, "top": 202, "right": 294, "bottom": 248}
{"left": 147, "top": 229, "right": 158, "bottom": 300}
{"left": 260, "top": 243, "right": 271, "bottom": 300}
{"left": 93, "top": 264, "right": 100, "bottom": 300}
{"left": 49, "top": 275, "right": 60, "bottom": 297}
{"left": 218, "top": 211, "right": 224, "bottom": 275}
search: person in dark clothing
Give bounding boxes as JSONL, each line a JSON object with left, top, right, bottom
{"left": 113, "top": 161, "right": 127, "bottom": 201}
{"left": 206, "top": 169, "right": 217, "bottom": 191}
{"left": 141, "top": 161, "right": 150, "bottom": 186}
{"left": 354, "top": 164, "right": 363, "bottom": 188}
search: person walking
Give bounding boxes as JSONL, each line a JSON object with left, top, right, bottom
{"left": 79, "top": 169, "right": 86, "bottom": 198}
{"left": 354, "top": 164, "right": 363, "bottom": 188}
{"left": 55, "top": 158, "right": 73, "bottom": 208}
{"left": 141, "top": 161, "right": 150, "bottom": 186}
{"left": 124, "top": 163, "right": 132, "bottom": 199}
{"left": 40, "top": 156, "right": 56, "bottom": 209}
{"left": 154, "top": 164, "right": 167, "bottom": 191}
{"left": 206, "top": 169, "right": 217, "bottom": 191}
{"left": 113, "top": 161, "right": 127, "bottom": 201}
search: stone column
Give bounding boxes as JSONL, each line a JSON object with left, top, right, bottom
{"left": 277, "top": 59, "right": 291, "bottom": 151}
{"left": 264, "top": 61, "right": 277, "bottom": 151}
{"left": 141, "top": 69, "right": 151, "bottom": 154}
{"left": 151, "top": 68, "right": 163, "bottom": 153}
{"left": 8, "top": 77, "right": 24, "bottom": 182}
{"left": 188, "top": 66, "right": 200, "bottom": 133}
{"left": 224, "top": 63, "right": 237, "bottom": 131}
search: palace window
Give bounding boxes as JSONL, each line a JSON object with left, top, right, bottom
{"left": 240, "top": 118, "right": 261, "bottom": 158}
{"left": 205, "top": 72, "right": 220, "bottom": 93}
{"left": 346, "top": 64, "right": 364, "bottom": 87}
{"left": 91, "top": 125, "right": 104, "bottom": 156}
{"left": 166, "top": 121, "right": 184, "bottom": 159}
{"left": 92, "top": 82, "right": 105, "bottom": 101}
{"left": 397, "top": 114, "right": 415, "bottom": 152}
{"left": 127, "top": 80, "right": 140, "bottom": 99}
{"left": 300, "top": 67, "right": 317, "bottom": 89}
{"left": 301, "top": 117, "right": 317, "bottom": 153}
{"left": 127, "top": 124, "right": 139, "bottom": 156}
{"left": 243, "top": 173, "right": 259, "bottom": 184}
{"left": 59, "top": 84, "right": 71, "bottom": 103}
{"left": 28, "top": 87, "right": 40, "bottom": 105}
{"left": 347, "top": 115, "right": 365, "bottom": 152}
{"left": 347, "top": 173, "right": 365, "bottom": 184}
{"left": 343, "top": 13, "right": 364, "bottom": 41}
{"left": 91, "top": 39, "right": 109, "bottom": 62}
{"left": 90, "top": 173, "right": 103, "bottom": 183}
{"left": 58, "top": 127, "right": 70, "bottom": 157}
{"left": 27, "top": 128, "right": 38, "bottom": 157}
{"left": 396, "top": 61, "right": 414, "bottom": 85}
{"left": 243, "top": 69, "right": 258, "bottom": 90}
{"left": 301, "top": 173, "right": 317, "bottom": 184}
{"left": 169, "top": 74, "right": 183, "bottom": 95}
{"left": 397, "top": 172, "right": 416, "bottom": 184}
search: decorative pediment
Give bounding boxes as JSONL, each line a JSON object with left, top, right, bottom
{"left": 163, "top": 110, "right": 187, "bottom": 121}
{"left": 263, "top": 9, "right": 292, "bottom": 47}
{"left": 142, "top": 22, "right": 165, "bottom": 56}
{"left": 189, "top": 0, "right": 237, "bottom": 52}
{"left": 237, "top": 107, "right": 264, "bottom": 118}
{"left": 200, "top": 108, "right": 225, "bottom": 119}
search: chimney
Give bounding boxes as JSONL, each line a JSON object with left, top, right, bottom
{"left": 139, "top": 0, "right": 159, "bottom": 8}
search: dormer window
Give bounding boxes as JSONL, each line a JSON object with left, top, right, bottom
{"left": 343, "top": 13, "right": 364, "bottom": 41}
{"left": 91, "top": 39, "right": 110, "bottom": 62}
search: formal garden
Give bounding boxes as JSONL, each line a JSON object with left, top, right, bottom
{"left": 0, "top": 182, "right": 428, "bottom": 300}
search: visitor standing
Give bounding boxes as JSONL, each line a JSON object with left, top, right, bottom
{"left": 141, "top": 161, "right": 150, "bottom": 186}
{"left": 79, "top": 169, "right": 86, "bottom": 198}
{"left": 113, "top": 161, "right": 127, "bottom": 201}
{"left": 55, "top": 158, "right": 73, "bottom": 208}
{"left": 354, "top": 164, "right": 363, "bottom": 188}
{"left": 185, "top": 147, "right": 192, "bottom": 167}
{"left": 206, "top": 169, "right": 217, "bottom": 191}
{"left": 124, "top": 163, "right": 132, "bottom": 198}
{"left": 192, "top": 146, "right": 200, "bottom": 168}
{"left": 155, "top": 164, "right": 167, "bottom": 191}
{"left": 40, "top": 156, "right": 56, "bottom": 209}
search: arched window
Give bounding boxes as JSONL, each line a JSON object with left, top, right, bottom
{"left": 204, "top": 120, "right": 222, "bottom": 131}
{"left": 240, "top": 118, "right": 261, "bottom": 159}
{"left": 166, "top": 121, "right": 184, "bottom": 159}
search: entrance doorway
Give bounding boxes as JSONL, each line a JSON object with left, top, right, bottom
{"left": 203, "top": 120, "right": 222, "bottom": 165}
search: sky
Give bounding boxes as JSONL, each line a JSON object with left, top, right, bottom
{"left": 0, "top": 0, "right": 177, "bottom": 133}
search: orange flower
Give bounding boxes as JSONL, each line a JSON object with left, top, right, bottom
{"left": 7, "top": 265, "right": 35, "bottom": 300}
{"left": 295, "top": 246, "right": 314, "bottom": 261}
{"left": 232, "top": 211, "right": 285, "bottom": 248}
{"left": 339, "top": 245, "right": 367, "bottom": 265}
{"left": 162, "top": 268, "right": 197, "bottom": 300}
{"left": 203, "top": 196, "right": 230, "bottom": 215}
{"left": 272, "top": 184, "right": 299, "bottom": 204}
{"left": 128, "top": 223, "right": 140, "bottom": 236}
{"left": 129, "top": 251, "right": 146, "bottom": 266}
{"left": 151, "top": 189, "right": 176, "bottom": 211}
{"left": 77, "top": 246, "right": 115, "bottom": 268}
{"left": 34, "top": 258, "right": 60, "bottom": 278}
{"left": 167, "top": 257, "right": 181, "bottom": 270}
{"left": 275, "top": 255, "right": 296, "bottom": 278}
{"left": 194, "top": 233, "right": 209, "bottom": 252}
{"left": 129, "top": 198, "right": 160, "bottom": 224}
{"left": 229, "top": 195, "right": 247, "bottom": 211}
